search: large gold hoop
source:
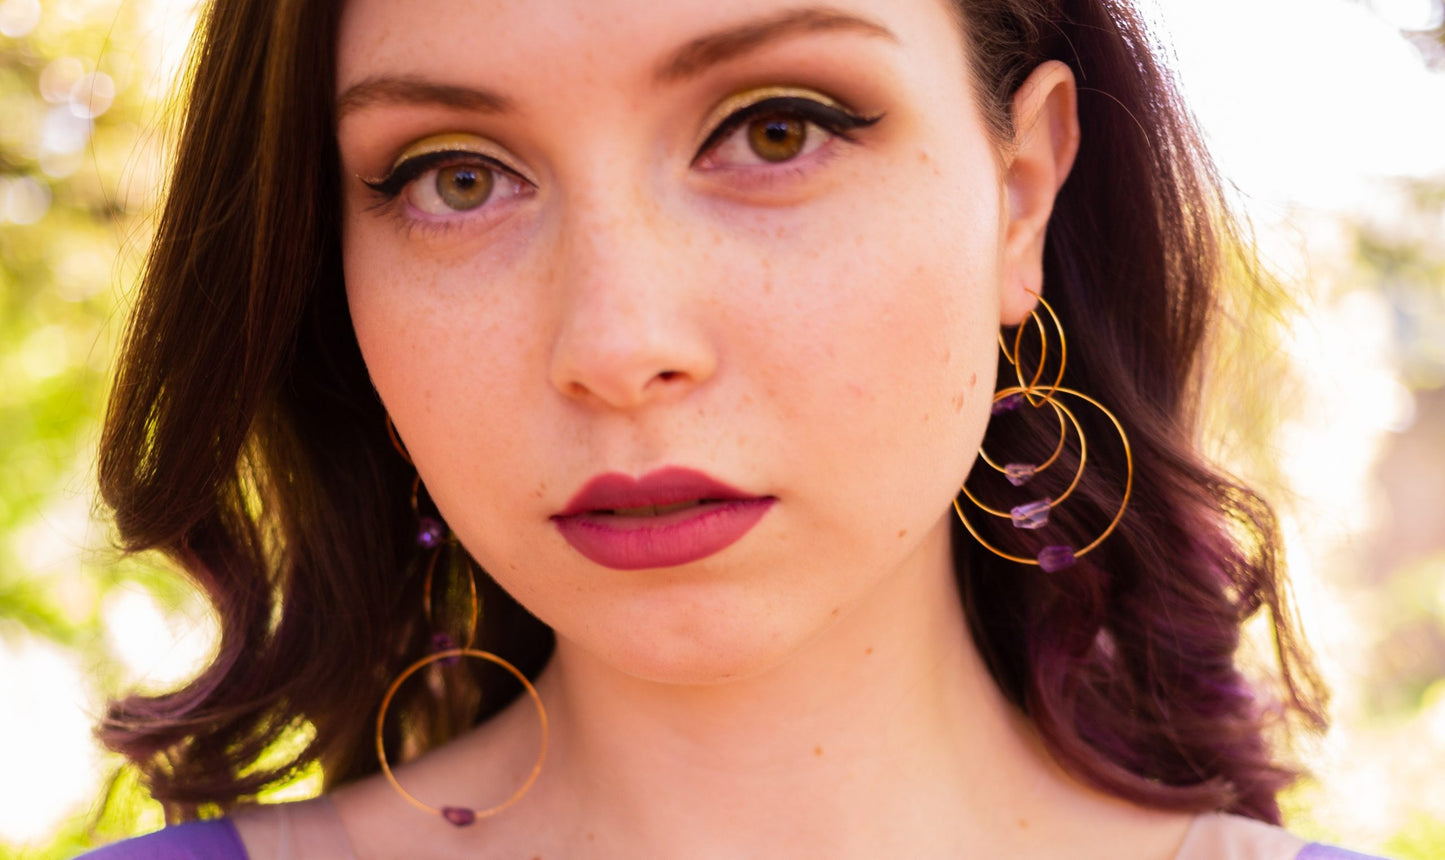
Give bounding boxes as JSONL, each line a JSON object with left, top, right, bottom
{"left": 955, "top": 385, "right": 1133, "bottom": 568}
{"left": 375, "top": 648, "right": 549, "bottom": 827}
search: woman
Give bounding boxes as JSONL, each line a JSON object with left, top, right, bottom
{"left": 84, "top": 0, "right": 1384, "bottom": 857}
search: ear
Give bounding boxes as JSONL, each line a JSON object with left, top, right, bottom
{"left": 999, "top": 60, "right": 1080, "bottom": 326}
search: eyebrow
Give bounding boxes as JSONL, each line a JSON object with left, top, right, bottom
{"left": 655, "top": 7, "right": 898, "bottom": 82}
{"left": 336, "top": 77, "right": 512, "bottom": 121}
{"left": 335, "top": 7, "right": 896, "bottom": 121}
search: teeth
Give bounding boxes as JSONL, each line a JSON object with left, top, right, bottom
{"left": 608, "top": 500, "right": 707, "bottom": 517}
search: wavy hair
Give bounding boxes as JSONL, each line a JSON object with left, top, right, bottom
{"left": 98, "top": 0, "right": 1326, "bottom": 823}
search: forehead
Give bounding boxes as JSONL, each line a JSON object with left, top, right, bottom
{"left": 335, "top": 0, "right": 967, "bottom": 98}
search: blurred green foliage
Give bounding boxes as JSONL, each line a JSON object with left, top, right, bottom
{"left": 1, "top": 0, "right": 182, "bottom": 855}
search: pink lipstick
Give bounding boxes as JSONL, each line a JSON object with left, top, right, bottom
{"left": 552, "top": 467, "right": 774, "bottom": 570}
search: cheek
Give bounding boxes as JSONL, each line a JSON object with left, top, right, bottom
{"left": 342, "top": 226, "right": 538, "bottom": 495}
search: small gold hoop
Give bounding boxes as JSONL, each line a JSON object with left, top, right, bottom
{"left": 421, "top": 545, "right": 479, "bottom": 649}
{"left": 955, "top": 386, "right": 1132, "bottom": 565}
{"left": 999, "top": 307, "right": 1050, "bottom": 394}
{"left": 386, "top": 414, "right": 414, "bottom": 466}
{"left": 966, "top": 386, "right": 1089, "bottom": 516}
{"left": 375, "top": 648, "right": 548, "bottom": 826}
{"left": 1001, "top": 296, "right": 1068, "bottom": 406}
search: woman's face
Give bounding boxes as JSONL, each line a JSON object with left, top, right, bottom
{"left": 336, "top": 0, "right": 1066, "bottom": 683}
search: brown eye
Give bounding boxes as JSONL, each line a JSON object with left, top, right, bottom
{"left": 747, "top": 117, "right": 807, "bottom": 163}
{"left": 435, "top": 164, "right": 494, "bottom": 211}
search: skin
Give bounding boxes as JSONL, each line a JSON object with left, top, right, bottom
{"left": 236, "top": 0, "right": 1195, "bottom": 856}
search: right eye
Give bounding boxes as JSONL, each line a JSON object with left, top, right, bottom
{"left": 363, "top": 138, "right": 533, "bottom": 220}
{"left": 400, "top": 158, "right": 530, "bottom": 216}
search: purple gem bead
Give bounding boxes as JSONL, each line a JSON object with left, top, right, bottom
{"left": 991, "top": 393, "right": 1025, "bottom": 416}
{"left": 1010, "top": 498, "right": 1051, "bottom": 530}
{"left": 431, "top": 632, "right": 461, "bottom": 665}
{"left": 442, "top": 806, "right": 477, "bottom": 827}
{"left": 1003, "top": 463, "right": 1037, "bottom": 487}
{"left": 416, "top": 517, "right": 446, "bottom": 549}
{"left": 1038, "top": 545, "right": 1076, "bottom": 573}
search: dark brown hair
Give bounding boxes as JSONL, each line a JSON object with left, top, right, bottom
{"left": 98, "top": 0, "right": 1326, "bottom": 824}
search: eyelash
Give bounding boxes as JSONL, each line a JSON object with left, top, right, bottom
{"left": 362, "top": 95, "right": 882, "bottom": 229}
{"left": 692, "top": 96, "right": 880, "bottom": 166}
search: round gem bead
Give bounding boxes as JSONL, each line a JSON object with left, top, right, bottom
{"left": 442, "top": 806, "right": 477, "bottom": 827}
{"left": 416, "top": 517, "right": 446, "bottom": 549}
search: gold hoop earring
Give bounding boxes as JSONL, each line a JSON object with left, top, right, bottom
{"left": 378, "top": 414, "right": 549, "bottom": 826}
{"left": 955, "top": 295, "right": 1134, "bottom": 572}
{"left": 375, "top": 647, "right": 549, "bottom": 827}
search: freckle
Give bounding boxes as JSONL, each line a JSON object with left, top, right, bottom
{"left": 952, "top": 393, "right": 965, "bottom": 412}
{"left": 1017, "top": 819, "right": 1029, "bottom": 829}
{"left": 831, "top": 608, "right": 840, "bottom": 617}
{"left": 969, "top": 371, "right": 978, "bottom": 388}
{"left": 898, "top": 529, "right": 907, "bottom": 538}
{"left": 865, "top": 647, "right": 874, "bottom": 655}
{"left": 587, "top": 833, "right": 596, "bottom": 842}
{"left": 814, "top": 746, "right": 824, "bottom": 757}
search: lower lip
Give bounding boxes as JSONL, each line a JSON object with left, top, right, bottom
{"left": 552, "top": 498, "right": 775, "bottom": 570}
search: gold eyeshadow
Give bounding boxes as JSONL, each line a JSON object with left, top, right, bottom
{"left": 697, "top": 86, "right": 847, "bottom": 145}
{"left": 359, "top": 132, "right": 500, "bottom": 185}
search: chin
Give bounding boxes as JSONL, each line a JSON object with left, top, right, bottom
{"left": 559, "top": 601, "right": 833, "bottom": 688}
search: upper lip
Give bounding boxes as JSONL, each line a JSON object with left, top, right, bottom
{"left": 553, "top": 467, "right": 761, "bottom": 518}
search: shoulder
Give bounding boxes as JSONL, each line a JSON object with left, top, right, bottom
{"left": 1175, "top": 814, "right": 1393, "bottom": 860}
{"left": 76, "top": 819, "right": 247, "bottom": 860}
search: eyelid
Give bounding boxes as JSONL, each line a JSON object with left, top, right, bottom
{"left": 699, "top": 87, "right": 843, "bottom": 136}
{"left": 691, "top": 86, "right": 881, "bottom": 164}
{"left": 696, "top": 86, "right": 850, "bottom": 141}
{"left": 359, "top": 132, "right": 527, "bottom": 192}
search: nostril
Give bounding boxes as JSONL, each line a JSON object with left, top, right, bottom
{"left": 657, "top": 370, "right": 681, "bottom": 382}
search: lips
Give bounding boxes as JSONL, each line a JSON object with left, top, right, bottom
{"left": 551, "top": 467, "right": 775, "bottom": 570}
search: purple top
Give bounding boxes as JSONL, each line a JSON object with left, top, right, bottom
{"left": 1297, "top": 847, "right": 1390, "bottom": 860}
{"left": 76, "top": 820, "right": 1390, "bottom": 859}
{"left": 78, "top": 820, "right": 246, "bottom": 858}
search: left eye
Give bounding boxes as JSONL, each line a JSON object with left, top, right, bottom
{"left": 714, "top": 114, "right": 823, "bottom": 165}
{"left": 694, "top": 95, "right": 880, "bottom": 170}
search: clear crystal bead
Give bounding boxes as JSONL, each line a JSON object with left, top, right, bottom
{"left": 1010, "top": 498, "right": 1051, "bottom": 530}
{"left": 1004, "top": 463, "right": 1037, "bottom": 486}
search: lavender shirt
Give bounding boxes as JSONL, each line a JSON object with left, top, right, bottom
{"left": 77, "top": 819, "right": 1390, "bottom": 859}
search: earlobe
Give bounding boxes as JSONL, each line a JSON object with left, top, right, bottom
{"left": 999, "top": 60, "right": 1080, "bottom": 326}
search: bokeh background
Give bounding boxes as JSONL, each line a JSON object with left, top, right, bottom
{"left": 2, "top": 0, "right": 1443, "bottom": 856}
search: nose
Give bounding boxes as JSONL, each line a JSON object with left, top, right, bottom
{"left": 547, "top": 193, "right": 718, "bottom": 411}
